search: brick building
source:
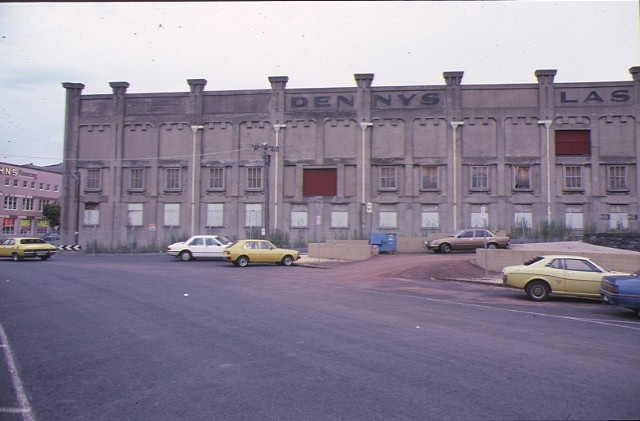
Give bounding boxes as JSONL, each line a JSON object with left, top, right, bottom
{"left": 60, "top": 68, "right": 639, "bottom": 250}
{"left": 1, "top": 162, "right": 62, "bottom": 237}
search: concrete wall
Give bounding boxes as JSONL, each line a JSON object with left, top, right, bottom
{"left": 308, "top": 240, "right": 373, "bottom": 261}
{"left": 475, "top": 248, "right": 640, "bottom": 274}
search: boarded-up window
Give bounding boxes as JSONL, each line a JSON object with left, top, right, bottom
{"left": 555, "top": 130, "right": 590, "bottom": 156}
{"left": 303, "top": 168, "right": 337, "bottom": 196}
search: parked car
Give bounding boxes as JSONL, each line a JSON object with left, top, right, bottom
{"left": 166, "top": 235, "right": 232, "bottom": 261}
{"left": 600, "top": 271, "right": 640, "bottom": 317}
{"left": 424, "top": 229, "right": 510, "bottom": 253}
{"left": 223, "top": 239, "right": 300, "bottom": 267}
{"left": 0, "top": 237, "right": 58, "bottom": 261}
{"left": 42, "top": 232, "right": 61, "bottom": 244}
{"left": 502, "top": 255, "right": 628, "bottom": 301}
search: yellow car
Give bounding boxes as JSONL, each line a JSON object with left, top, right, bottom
{"left": 0, "top": 237, "right": 58, "bottom": 261}
{"left": 223, "top": 239, "right": 300, "bottom": 267}
{"left": 502, "top": 255, "right": 628, "bottom": 301}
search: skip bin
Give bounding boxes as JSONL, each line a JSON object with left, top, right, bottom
{"left": 369, "top": 233, "right": 397, "bottom": 253}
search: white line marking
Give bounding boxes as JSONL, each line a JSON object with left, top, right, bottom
{"left": 0, "top": 323, "right": 35, "bottom": 421}
{"left": 359, "top": 288, "right": 640, "bottom": 331}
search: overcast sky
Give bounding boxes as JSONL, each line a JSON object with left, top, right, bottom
{"left": 1, "top": 1, "right": 637, "bottom": 166}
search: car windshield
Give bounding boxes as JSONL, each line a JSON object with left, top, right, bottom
{"left": 450, "top": 230, "right": 465, "bottom": 237}
{"left": 217, "top": 236, "right": 232, "bottom": 245}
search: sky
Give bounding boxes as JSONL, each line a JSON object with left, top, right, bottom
{"left": 0, "top": 1, "right": 638, "bottom": 167}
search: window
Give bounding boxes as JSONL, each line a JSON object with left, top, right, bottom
{"left": 291, "top": 207, "right": 308, "bottom": 228}
{"left": 86, "top": 169, "right": 102, "bottom": 190}
{"left": 379, "top": 206, "right": 397, "bottom": 228}
{"left": 22, "top": 180, "right": 28, "bottom": 188}
{"left": 2, "top": 218, "right": 15, "bottom": 235}
{"left": 30, "top": 181, "right": 35, "bottom": 189}
{"left": 514, "top": 206, "right": 533, "bottom": 229}
{"left": 164, "top": 168, "right": 181, "bottom": 191}
{"left": 513, "top": 166, "right": 531, "bottom": 190}
{"left": 129, "top": 168, "right": 145, "bottom": 191}
{"left": 207, "top": 203, "right": 224, "bottom": 227}
{"left": 421, "top": 205, "right": 439, "bottom": 228}
{"left": 39, "top": 183, "right": 44, "bottom": 190}
{"left": 3, "top": 178, "right": 9, "bottom": 186}
{"left": 127, "top": 203, "right": 143, "bottom": 226}
{"left": 19, "top": 219, "right": 31, "bottom": 235}
{"left": 4, "top": 196, "right": 17, "bottom": 210}
{"left": 84, "top": 203, "right": 100, "bottom": 225}
{"left": 303, "top": 168, "right": 337, "bottom": 196}
{"left": 565, "top": 206, "right": 584, "bottom": 229}
{"left": 609, "top": 206, "right": 628, "bottom": 230}
{"left": 245, "top": 203, "right": 262, "bottom": 227}
{"left": 22, "top": 198, "right": 34, "bottom": 211}
{"left": 163, "top": 203, "right": 180, "bottom": 226}
{"left": 379, "top": 166, "right": 397, "bottom": 190}
{"left": 564, "top": 166, "right": 582, "bottom": 190}
{"left": 471, "top": 166, "right": 489, "bottom": 190}
{"left": 247, "top": 167, "right": 262, "bottom": 190}
{"left": 421, "top": 166, "right": 438, "bottom": 190}
{"left": 208, "top": 168, "right": 225, "bottom": 190}
{"left": 556, "top": 130, "right": 590, "bottom": 156}
{"left": 607, "top": 165, "right": 627, "bottom": 191}
{"left": 471, "top": 210, "right": 489, "bottom": 228}
{"left": 331, "top": 210, "right": 349, "bottom": 228}
{"left": 13, "top": 179, "right": 19, "bottom": 187}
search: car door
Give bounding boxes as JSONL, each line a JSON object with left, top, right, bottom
{"left": 205, "top": 237, "right": 226, "bottom": 258}
{"left": 456, "top": 230, "right": 475, "bottom": 250}
{"left": 542, "top": 258, "right": 567, "bottom": 293}
{"left": 0, "top": 239, "right": 15, "bottom": 257}
{"left": 259, "top": 241, "right": 281, "bottom": 263}
{"left": 562, "top": 258, "right": 604, "bottom": 296}
{"left": 188, "top": 237, "right": 207, "bottom": 258}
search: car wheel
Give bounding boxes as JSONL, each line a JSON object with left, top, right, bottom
{"left": 439, "top": 243, "right": 451, "bottom": 254}
{"left": 281, "top": 255, "right": 294, "bottom": 266}
{"left": 179, "top": 251, "right": 193, "bottom": 261}
{"left": 40, "top": 255, "right": 50, "bottom": 261}
{"left": 526, "top": 280, "right": 550, "bottom": 301}
{"left": 237, "top": 256, "right": 249, "bottom": 267}
{"left": 487, "top": 243, "right": 498, "bottom": 249}
{"left": 12, "top": 253, "right": 21, "bottom": 262}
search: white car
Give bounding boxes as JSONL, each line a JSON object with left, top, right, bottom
{"left": 166, "top": 235, "right": 232, "bottom": 261}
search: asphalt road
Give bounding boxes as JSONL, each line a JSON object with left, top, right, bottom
{"left": 1, "top": 253, "right": 639, "bottom": 421}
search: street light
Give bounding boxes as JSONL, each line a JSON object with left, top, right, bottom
{"left": 538, "top": 120, "right": 553, "bottom": 224}
{"left": 450, "top": 120, "right": 464, "bottom": 231}
{"left": 251, "top": 142, "right": 279, "bottom": 240}
{"left": 190, "top": 125, "right": 204, "bottom": 237}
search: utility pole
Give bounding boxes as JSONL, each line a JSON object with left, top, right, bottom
{"left": 251, "top": 142, "right": 279, "bottom": 240}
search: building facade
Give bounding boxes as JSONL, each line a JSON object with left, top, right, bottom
{"left": 1, "top": 162, "right": 62, "bottom": 237}
{"left": 60, "top": 68, "right": 640, "bottom": 250}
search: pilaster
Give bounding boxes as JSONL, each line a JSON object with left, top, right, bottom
{"left": 61, "top": 82, "right": 85, "bottom": 245}
{"left": 109, "top": 81, "right": 129, "bottom": 244}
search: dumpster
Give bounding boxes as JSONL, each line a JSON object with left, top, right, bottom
{"left": 369, "top": 233, "right": 397, "bottom": 254}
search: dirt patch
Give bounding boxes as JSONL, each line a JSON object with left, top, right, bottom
{"left": 315, "top": 253, "right": 500, "bottom": 281}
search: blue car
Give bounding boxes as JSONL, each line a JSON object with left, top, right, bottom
{"left": 600, "top": 271, "right": 640, "bottom": 317}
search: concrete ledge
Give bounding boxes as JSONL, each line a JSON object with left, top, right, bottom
{"left": 475, "top": 242, "right": 640, "bottom": 273}
{"left": 308, "top": 240, "right": 373, "bottom": 261}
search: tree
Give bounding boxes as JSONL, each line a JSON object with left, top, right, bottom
{"left": 42, "top": 203, "right": 61, "bottom": 230}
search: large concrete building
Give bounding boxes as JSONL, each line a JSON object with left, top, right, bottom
{"left": 60, "top": 68, "right": 639, "bottom": 250}
{"left": 1, "top": 162, "right": 62, "bottom": 237}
